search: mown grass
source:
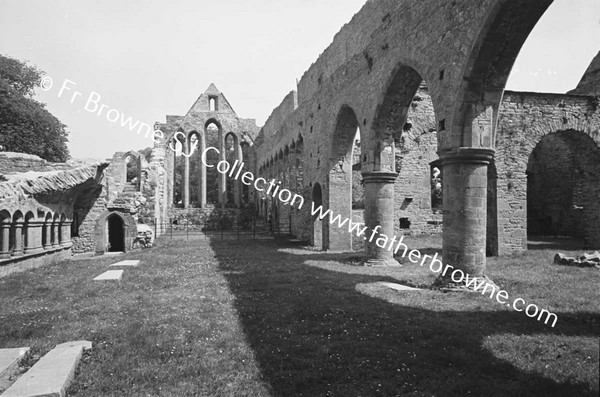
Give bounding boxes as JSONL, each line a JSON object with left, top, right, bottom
{"left": 0, "top": 234, "right": 597, "bottom": 396}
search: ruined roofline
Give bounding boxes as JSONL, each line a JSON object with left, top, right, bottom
{"left": 503, "top": 89, "right": 600, "bottom": 100}
{"left": 0, "top": 163, "right": 109, "bottom": 199}
{"left": 183, "top": 83, "right": 238, "bottom": 117}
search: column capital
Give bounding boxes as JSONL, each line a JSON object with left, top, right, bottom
{"left": 438, "top": 147, "right": 495, "bottom": 166}
{"left": 362, "top": 171, "right": 398, "bottom": 184}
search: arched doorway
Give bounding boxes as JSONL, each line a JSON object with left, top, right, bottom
{"left": 107, "top": 214, "right": 125, "bottom": 252}
{"left": 327, "top": 106, "right": 361, "bottom": 251}
{"left": 526, "top": 130, "right": 600, "bottom": 249}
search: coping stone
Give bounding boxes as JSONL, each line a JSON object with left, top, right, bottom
{"left": 1, "top": 341, "right": 92, "bottom": 397}
{"left": 0, "top": 348, "right": 29, "bottom": 377}
{"left": 93, "top": 270, "right": 123, "bottom": 281}
{"left": 109, "top": 260, "right": 139, "bottom": 267}
{"left": 378, "top": 281, "right": 422, "bottom": 291}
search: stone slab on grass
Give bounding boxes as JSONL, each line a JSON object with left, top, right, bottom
{"left": 0, "top": 348, "right": 29, "bottom": 377}
{"left": 93, "top": 270, "right": 123, "bottom": 281}
{"left": 378, "top": 281, "right": 422, "bottom": 292}
{"left": 2, "top": 341, "right": 92, "bottom": 397}
{"left": 109, "top": 260, "right": 139, "bottom": 267}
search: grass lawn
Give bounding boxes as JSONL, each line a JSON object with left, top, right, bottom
{"left": 0, "top": 234, "right": 598, "bottom": 396}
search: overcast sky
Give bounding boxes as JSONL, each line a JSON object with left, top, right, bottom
{"left": 1, "top": 0, "right": 599, "bottom": 160}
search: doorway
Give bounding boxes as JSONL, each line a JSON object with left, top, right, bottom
{"left": 107, "top": 214, "right": 125, "bottom": 252}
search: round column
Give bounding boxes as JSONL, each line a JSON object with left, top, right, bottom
{"left": 13, "top": 222, "right": 24, "bottom": 256}
{"left": 0, "top": 223, "right": 11, "bottom": 259}
{"left": 439, "top": 148, "right": 494, "bottom": 279}
{"left": 24, "top": 221, "right": 44, "bottom": 254}
{"left": 363, "top": 171, "right": 400, "bottom": 266}
{"left": 51, "top": 222, "right": 60, "bottom": 248}
{"left": 60, "top": 221, "right": 72, "bottom": 248}
{"left": 44, "top": 222, "right": 52, "bottom": 250}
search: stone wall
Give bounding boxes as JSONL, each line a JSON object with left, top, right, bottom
{"left": 393, "top": 85, "right": 442, "bottom": 235}
{"left": 492, "top": 91, "right": 600, "bottom": 254}
{"left": 0, "top": 152, "right": 72, "bottom": 176}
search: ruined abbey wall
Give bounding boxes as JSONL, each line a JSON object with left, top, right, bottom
{"left": 492, "top": 91, "right": 600, "bottom": 254}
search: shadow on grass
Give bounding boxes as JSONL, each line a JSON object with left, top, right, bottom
{"left": 209, "top": 237, "right": 599, "bottom": 396}
{"left": 527, "top": 236, "right": 586, "bottom": 251}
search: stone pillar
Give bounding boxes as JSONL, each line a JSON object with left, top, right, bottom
{"left": 24, "top": 221, "right": 44, "bottom": 254}
{"left": 218, "top": 138, "right": 227, "bottom": 209}
{"left": 234, "top": 144, "right": 242, "bottom": 208}
{"left": 60, "top": 221, "right": 72, "bottom": 248}
{"left": 363, "top": 172, "right": 399, "bottom": 266}
{"left": 0, "top": 223, "right": 10, "bottom": 259}
{"left": 183, "top": 140, "right": 190, "bottom": 209}
{"left": 44, "top": 223, "right": 52, "bottom": 250}
{"left": 13, "top": 222, "right": 24, "bottom": 257}
{"left": 52, "top": 222, "right": 60, "bottom": 248}
{"left": 439, "top": 148, "right": 494, "bottom": 279}
{"left": 199, "top": 135, "right": 207, "bottom": 209}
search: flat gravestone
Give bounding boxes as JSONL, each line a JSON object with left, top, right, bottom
{"left": 378, "top": 281, "right": 422, "bottom": 292}
{"left": 2, "top": 341, "right": 91, "bottom": 397}
{"left": 109, "top": 260, "right": 139, "bottom": 267}
{"left": 0, "top": 347, "right": 29, "bottom": 377}
{"left": 93, "top": 270, "right": 123, "bottom": 281}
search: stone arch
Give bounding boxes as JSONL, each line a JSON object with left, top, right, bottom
{"left": 186, "top": 130, "right": 206, "bottom": 208}
{"left": 493, "top": 118, "right": 600, "bottom": 255}
{"left": 94, "top": 210, "right": 137, "bottom": 254}
{"left": 526, "top": 130, "right": 600, "bottom": 247}
{"left": 171, "top": 128, "right": 186, "bottom": 206}
{"left": 123, "top": 150, "right": 142, "bottom": 186}
{"left": 326, "top": 105, "right": 362, "bottom": 251}
{"left": 363, "top": 63, "right": 430, "bottom": 265}
{"left": 224, "top": 132, "right": 241, "bottom": 207}
{"left": 205, "top": 119, "right": 225, "bottom": 207}
{"left": 448, "top": 1, "right": 553, "bottom": 153}
{"left": 10, "top": 211, "right": 23, "bottom": 256}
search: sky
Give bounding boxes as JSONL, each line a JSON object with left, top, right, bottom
{"left": 0, "top": 0, "right": 599, "bottom": 160}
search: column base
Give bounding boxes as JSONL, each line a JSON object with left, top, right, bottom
{"left": 24, "top": 247, "right": 45, "bottom": 255}
{"left": 432, "top": 274, "right": 498, "bottom": 292}
{"left": 0, "top": 253, "right": 11, "bottom": 259}
{"left": 11, "top": 251, "right": 24, "bottom": 257}
{"left": 364, "top": 258, "right": 402, "bottom": 267}
{"left": 60, "top": 242, "right": 73, "bottom": 249}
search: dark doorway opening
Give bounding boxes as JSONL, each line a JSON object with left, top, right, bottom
{"left": 107, "top": 215, "right": 125, "bottom": 252}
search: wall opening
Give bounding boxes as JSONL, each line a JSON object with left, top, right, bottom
{"left": 209, "top": 96, "right": 218, "bottom": 111}
{"left": 431, "top": 164, "right": 443, "bottom": 213}
{"left": 125, "top": 155, "right": 138, "bottom": 183}
{"left": 107, "top": 214, "right": 125, "bottom": 252}
{"left": 205, "top": 122, "right": 221, "bottom": 204}
{"left": 526, "top": 130, "right": 600, "bottom": 248}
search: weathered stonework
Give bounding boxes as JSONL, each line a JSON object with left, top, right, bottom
{"left": 153, "top": 84, "right": 259, "bottom": 234}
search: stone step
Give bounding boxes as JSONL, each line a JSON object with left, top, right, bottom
{"left": 1, "top": 341, "right": 91, "bottom": 397}
{"left": 0, "top": 348, "right": 29, "bottom": 377}
{"left": 93, "top": 269, "right": 124, "bottom": 281}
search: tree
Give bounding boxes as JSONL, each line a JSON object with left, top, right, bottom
{"left": 0, "top": 54, "right": 69, "bottom": 162}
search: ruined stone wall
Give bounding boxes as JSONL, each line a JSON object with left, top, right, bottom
{"left": 393, "top": 86, "right": 441, "bottom": 235}
{"left": 0, "top": 152, "right": 73, "bottom": 175}
{"left": 493, "top": 91, "right": 600, "bottom": 254}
